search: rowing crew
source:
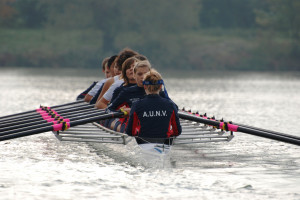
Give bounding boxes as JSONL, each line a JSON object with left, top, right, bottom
{"left": 77, "top": 48, "right": 182, "bottom": 144}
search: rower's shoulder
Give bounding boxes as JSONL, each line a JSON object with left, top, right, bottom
{"left": 159, "top": 96, "right": 178, "bottom": 109}
{"left": 105, "top": 77, "right": 115, "bottom": 84}
{"left": 122, "top": 85, "right": 138, "bottom": 93}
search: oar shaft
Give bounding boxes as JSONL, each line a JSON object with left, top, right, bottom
{"left": 0, "top": 109, "right": 104, "bottom": 132}
{"left": 0, "top": 126, "right": 53, "bottom": 141}
{"left": 0, "top": 106, "right": 98, "bottom": 126}
{"left": 237, "top": 126, "right": 300, "bottom": 146}
{"left": 178, "top": 111, "right": 300, "bottom": 146}
{"left": 0, "top": 111, "right": 123, "bottom": 141}
{"left": 0, "top": 122, "right": 53, "bottom": 136}
{"left": 233, "top": 122, "right": 300, "bottom": 141}
{"left": 0, "top": 100, "right": 85, "bottom": 121}
{"left": 54, "top": 104, "right": 94, "bottom": 113}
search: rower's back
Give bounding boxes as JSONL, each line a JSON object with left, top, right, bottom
{"left": 125, "top": 69, "right": 182, "bottom": 144}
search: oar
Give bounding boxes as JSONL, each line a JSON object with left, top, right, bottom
{"left": 0, "top": 104, "right": 94, "bottom": 128}
{"left": 0, "top": 108, "right": 105, "bottom": 133}
{"left": 231, "top": 122, "right": 300, "bottom": 141}
{"left": 0, "top": 110, "right": 106, "bottom": 136}
{"left": 0, "top": 104, "right": 95, "bottom": 127}
{"left": 0, "top": 100, "right": 86, "bottom": 121}
{"left": 0, "top": 105, "right": 96, "bottom": 124}
{"left": 0, "top": 111, "right": 124, "bottom": 141}
{"left": 184, "top": 111, "right": 300, "bottom": 142}
{"left": 178, "top": 111, "right": 300, "bottom": 146}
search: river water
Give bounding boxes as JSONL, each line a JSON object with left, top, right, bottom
{"left": 0, "top": 67, "right": 299, "bottom": 200}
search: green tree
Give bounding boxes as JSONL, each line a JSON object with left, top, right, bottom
{"left": 0, "top": 0, "right": 17, "bottom": 27}
{"left": 200, "top": 0, "right": 256, "bottom": 28}
{"left": 255, "top": 0, "right": 300, "bottom": 57}
{"left": 14, "top": 0, "right": 48, "bottom": 28}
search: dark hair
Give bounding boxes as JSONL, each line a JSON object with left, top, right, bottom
{"left": 107, "top": 55, "right": 118, "bottom": 68}
{"left": 116, "top": 48, "right": 138, "bottom": 71}
{"left": 101, "top": 57, "right": 110, "bottom": 71}
{"left": 121, "top": 57, "right": 138, "bottom": 86}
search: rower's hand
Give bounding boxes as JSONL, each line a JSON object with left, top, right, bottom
{"left": 122, "top": 107, "right": 131, "bottom": 114}
{"left": 120, "top": 106, "right": 131, "bottom": 116}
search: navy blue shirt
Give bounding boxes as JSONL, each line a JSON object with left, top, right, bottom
{"left": 126, "top": 94, "right": 182, "bottom": 139}
{"left": 108, "top": 85, "right": 145, "bottom": 111}
{"left": 108, "top": 85, "right": 167, "bottom": 111}
{"left": 111, "top": 83, "right": 136, "bottom": 103}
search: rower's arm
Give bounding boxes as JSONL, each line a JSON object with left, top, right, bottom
{"left": 95, "top": 97, "right": 109, "bottom": 109}
{"left": 84, "top": 94, "right": 93, "bottom": 102}
{"left": 106, "top": 90, "right": 126, "bottom": 112}
{"left": 95, "top": 78, "right": 114, "bottom": 103}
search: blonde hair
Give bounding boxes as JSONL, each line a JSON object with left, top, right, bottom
{"left": 143, "top": 69, "right": 163, "bottom": 93}
{"left": 133, "top": 60, "right": 151, "bottom": 73}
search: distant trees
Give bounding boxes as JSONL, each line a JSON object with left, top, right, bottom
{"left": 255, "top": 0, "right": 300, "bottom": 58}
{"left": 200, "top": 0, "right": 256, "bottom": 28}
{"left": 0, "top": 0, "right": 299, "bottom": 70}
{"left": 0, "top": 0, "right": 17, "bottom": 27}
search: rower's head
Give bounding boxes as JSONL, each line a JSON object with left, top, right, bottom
{"left": 101, "top": 57, "right": 110, "bottom": 78}
{"left": 115, "top": 48, "right": 139, "bottom": 76}
{"left": 107, "top": 55, "right": 118, "bottom": 77}
{"left": 134, "top": 54, "right": 148, "bottom": 61}
{"left": 134, "top": 60, "right": 151, "bottom": 87}
{"left": 122, "top": 57, "right": 138, "bottom": 86}
{"left": 143, "top": 69, "right": 163, "bottom": 94}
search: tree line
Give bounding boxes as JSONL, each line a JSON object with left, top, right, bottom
{"left": 0, "top": 0, "right": 299, "bottom": 70}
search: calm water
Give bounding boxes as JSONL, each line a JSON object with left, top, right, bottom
{"left": 0, "top": 67, "right": 300, "bottom": 200}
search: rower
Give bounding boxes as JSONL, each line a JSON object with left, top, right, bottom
{"left": 95, "top": 48, "right": 138, "bottom": 109}
{"left": 125, "top": 69, "right": 181, "bottom": 144}
{"left": 76, "top": 56, "right": 111, "bottom": 101}
{"left": 95, "top": 48, "right": 139, "bottom": 108}
{"left": 87, "top": 55, "right": 118, "bottom": 104}
{"left": 96, "top": 54, "right": 148, "bottom": 109}
{"left": 104, "top": 60, "right": 152, "bottom": 132}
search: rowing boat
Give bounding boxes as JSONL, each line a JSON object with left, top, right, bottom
{"left": 52, "top": 118, "right": 234, "bottom": 161}
{"left": 2, "top": 100, "right": 298, "bottom": 161}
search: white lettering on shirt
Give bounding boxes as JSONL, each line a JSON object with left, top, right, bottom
{"left": 143, "top": 110, "right": 167, "bottom": 117}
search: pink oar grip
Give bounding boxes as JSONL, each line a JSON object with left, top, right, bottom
{"left": 41, "top": 115, "right": 52, "bottom": 120}
{"left": 228, "top": 124, "right": 238, "bottom": 132}
{"left": 63, "top": 118, "right": 70, "bottom": 122}
{"left": 52, "top": 122, "right": 70, "bottom": 131}
{"left": 219, "top": 122, "right": 238, "bottom": 132}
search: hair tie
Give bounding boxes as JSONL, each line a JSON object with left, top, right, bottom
{"left": 142, "top": 80, "right": 164, "bottom": 85}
